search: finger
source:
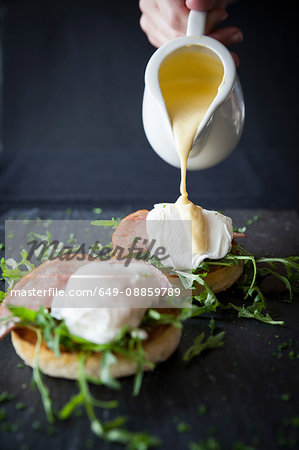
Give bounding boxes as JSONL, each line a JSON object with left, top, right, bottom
{"left": 158, "top": 0, "right": 189, "bottom": 32}
{"left": 139, "top": 0, "right": 186, "bottom": 35}
{"left": 140, "top": 14, "right": 181, "bottom": 48}
{"left": 139, "top": 0, "right": 158, "bottom": 15}
{"left": 143, "top": 7, "right": 186, "bottom": 41}
{"left": 208, "top": 27, "right": 243, "bottom": 46}
{"left": 186, "top": 0, "right": 215, "bottom": 11}
{"left": 230, "top": 51, "right": 240, "bottom": 67}
{"left": 205, "top": 7, "right": 228, "bottom": 34}
{"left": 140, "top": 15, "right": 163, "bottom": 47}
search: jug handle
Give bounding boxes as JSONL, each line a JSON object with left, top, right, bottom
{"left": 186, "top": 10, "right": 206, "bottom": 36}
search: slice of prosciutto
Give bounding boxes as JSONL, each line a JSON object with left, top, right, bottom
{"left": 112, "top": 209, "right": 149, "bottom": 257}
{"left": 0, "top": 255, "right": 91, "bottom": 340}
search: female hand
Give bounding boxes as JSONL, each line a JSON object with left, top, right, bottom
{"left": 139, "top": 0, "right": 243, "bottom": 65}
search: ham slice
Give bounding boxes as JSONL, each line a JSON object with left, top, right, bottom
{"left": 112, "top": 209, "right": 149, "bottom": 257}
{"left": 233, "top": 232, "right": 247, "bottom": 238}
{"left": 0, "top": 255, "right": 91, "bottom": 340}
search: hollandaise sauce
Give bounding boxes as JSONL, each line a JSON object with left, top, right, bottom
{"left": 159, "top": 47, "right": 224, "bottom": 254}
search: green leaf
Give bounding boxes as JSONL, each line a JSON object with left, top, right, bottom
{"left": 257, "top": 266, "right": 293, "bottom": 301}
{"left": 209, "top": 318, "right": 215, "bottom": 335}
{"left": 0, "top": 291, "right": 6, "bottom": 303}
{"left": 99, "top": 351, "right": 121, "bottom": 390}
{"left": 104, "top": 428, "right": 162, "bottom": 449}
{"left": 58, "top": 393, "right": 85, "bottom": 420}
{"left": 7, "top": 305, "right": 37, "bottom": 322}
{"left": 200, "top": 244, "right": 299, "bottom": 326}
{"left": 189, "top": 437, "right": 222, "bottom": 450}
{"left": 91, "top": 219, "right": 120, "bottom": 228}
{"left": 133, "top": 339, "right": 147, "bottom": 397}
{"left": 175, "top": 269, "right": 220, "bottom": 317}
{"left": 143, "top": 309, "right": 183, "bottom": 329}
{"left": 1, "top": 251, "right": 35, "bottom": 291}
{"left": 76, "top": 353, "right": 105, "bottom": 437}
{"left": 175, "top": 270, "right": 205, "bottom": 290}
{"left": 73, "top": 354, "right": 160, "bottom": 448}
{"left": 0, "top": 391, "right": 16, "bottom": 403}
{"left": 228, "top": 303, "right": 284, "bottom": 325}
{"left": 32, "top": 328, "right": 55, "bottom": 422}
{"left": 183, "top": 331, "right": 225, "bottom": 362}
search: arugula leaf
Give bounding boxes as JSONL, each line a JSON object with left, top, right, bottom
{"left": 189, "top": 437, "right": 222, "bottom": 450}
{"left": 174, "top": 270, "right": 221, "bottom": 321}
{"left": 143, "top": 309, "right": 183, "bottom": 328}
{"left": 256, "top": 256, "right": 299, "bottom": 300}
{"left": 75, "top": 354, "right": 161, "bottom": 448}
{"left": 199, "top": 244, "right": 299, "bottom": 326}
{"left": 175, "top": 270, "right": 208, "bottom": 290}
{"left": 209, "top": 318, "right": 215, "bottom": 335}
{"left": 0, "top": 290, "right": 5, "bottom": 303}
{"left": 99, "top": 351, "right": 121, "bottom": 390}
{"left": 1, "top": 250, "right": 35, "bottom": 292}
{"left": 233, "top": 226, "right": 247, "bottom": 234}
{"left": 183, "top": 331, "right": 225, "bottom": 362}
{"left": 32, "top": 328, "right": 55, "bottom": 423}
{"left": 132, "top": 338, "right": 150, "bottom": 397}
{"left": 0, "top": 391, "right": 16, "bottom": 403}
{"left": 228, "top": 303, "right": 284, "bottom": 325}
{"left": 104, "top": 428, "right": 162, "bottom": 449}
{"left": 91, "top": 218, "right": 120, "bottom": 228}
{"left": 58, "top": 393, "right": 85, "bottom": 420}
{"left": 76, "top": 353, "right": 105, "bottom": 436}
{"left": 58, "top": 375, "right": 118, "bottom": 422}
{"left": 7, "top": 305, "right": 37, "bottom": 322}
{"left": 174, "top": 270, "right": 220, "bottom": 320}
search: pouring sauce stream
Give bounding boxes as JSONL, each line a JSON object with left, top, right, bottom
{"left": 159, "top": 47, "right": 224, "bottom": 253}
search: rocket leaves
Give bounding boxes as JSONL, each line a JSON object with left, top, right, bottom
{"left": 183, "top": 330, "right": 225, "bottom": 362}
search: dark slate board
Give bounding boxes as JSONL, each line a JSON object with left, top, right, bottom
{"left": 0, "top": 208, "right": 298, "bottom": 450}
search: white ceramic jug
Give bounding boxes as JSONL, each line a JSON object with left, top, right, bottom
{"left": 142, "top": 11, "right": 245, "bottom": 170}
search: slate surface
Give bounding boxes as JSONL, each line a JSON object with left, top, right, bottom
{"left": 0, "top": 207, "right": 298, "bottom": 450}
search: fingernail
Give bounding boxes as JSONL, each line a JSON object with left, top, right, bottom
{"left": 230, "top": 31, "right": 243, "bottom": 43}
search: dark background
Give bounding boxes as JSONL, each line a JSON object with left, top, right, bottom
{"left": 0, "top": 0, "right": 298, "bottom": 212}
{"left": 0, "top": 3, "right": 299, "bottom": 449}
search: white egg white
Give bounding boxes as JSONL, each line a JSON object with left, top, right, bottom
{"left": 146, "top": 203, "right": 233, "bottom": 270}
{"left": 51, "top": 260, "right": 162, "bottom": 344}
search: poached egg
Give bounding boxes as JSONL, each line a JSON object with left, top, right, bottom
{"left": 51, "top": 260, "right": 168, "bottom": 344}
{"left": 146, "top": 202, "right": 233, "bottom": 270}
